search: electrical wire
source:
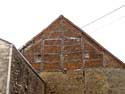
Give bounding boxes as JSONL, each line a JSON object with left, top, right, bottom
{"left": 89, "top": 16, "right": 125, "bottom": 34}
{"left": 81, "top": 5, "right": 125, "bottom": 29}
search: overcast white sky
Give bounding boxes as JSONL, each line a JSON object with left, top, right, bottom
{"left": 0, "top": 0, "right": 125, "bottom": 62}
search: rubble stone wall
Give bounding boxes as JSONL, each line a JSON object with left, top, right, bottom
{"left": 40, "top": 70, "right": 85, "bottom": 94}
{"left": 9, "top": 47, "right": 45, "bottom": 94}
{"left": 40, "top": 68, "right": 125, "bottom": 94}
{"left": 0, "top": 40, "right": 10, "bottom": 94}
{"left": 85, "top": 68, "right": 125, "bottom": 94}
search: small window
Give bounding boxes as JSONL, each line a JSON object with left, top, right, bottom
{"left": 76, "top": 38, "right": 80, "bottom": 42}
{"left": 34, "top": 54, "right": 42, "bottom": 63}
{"left": 84, "top": 51, "right": 90, "bottom": 59}
{"left": 85, "top": 53, "right": 89, "bottom": 59}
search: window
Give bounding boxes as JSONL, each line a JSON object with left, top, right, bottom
{"left": 84, "top": 51, "right": 90, "bottom": 59}
{"left": 34, "top": 53, "right": 42, "bottom": 63}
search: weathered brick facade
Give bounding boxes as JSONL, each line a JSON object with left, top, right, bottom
{"left": 0, "top": 39, "right": 45, "bottom": 94}
{"left": 20, "top": 15, "right": 124, "bottom": 72}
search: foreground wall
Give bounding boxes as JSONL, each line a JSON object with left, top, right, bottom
{"left": 0, "top": 40, "right": 11, "bottom": 94}
{"left": 0, "top": 39, "right": 45, "bottom": 94}
{"left": 40, "top": 68, "right": 125, "bottom": 94}
{"left": 9, "top": 47, "right": 45, "bottom": 94}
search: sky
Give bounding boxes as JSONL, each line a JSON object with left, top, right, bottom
{"left": 0, "top": 0, "right": 125, "bottom": 62}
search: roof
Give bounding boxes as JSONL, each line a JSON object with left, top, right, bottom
{"left": 0, "top": 38, "right": 12, "bottom": 45}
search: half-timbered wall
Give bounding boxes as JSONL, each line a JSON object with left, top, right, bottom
{"left": 21, "top": 16, "right": 124, "bottom": 72}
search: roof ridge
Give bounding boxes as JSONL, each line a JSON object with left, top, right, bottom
{"left": 0, "top": 38, "right": 12, "bottom": 45}
{"left": 62, "top": 16, "right": 124, "bottom": 65}
{"left": 20, "top": 15, "right": 65, "bottom": 50}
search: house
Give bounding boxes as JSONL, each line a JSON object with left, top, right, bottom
{"left": 0, "top": 38, "right": 45, "bottom": 94}
{"left": 1, "top": 15, "right": 125, "bottom": 94}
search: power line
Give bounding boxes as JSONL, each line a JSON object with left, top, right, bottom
{"left": 81, "top": 5, "right": 125, "bottom": 28}
{"left": 90, "top": 16, "right": 125, "bottom": 34}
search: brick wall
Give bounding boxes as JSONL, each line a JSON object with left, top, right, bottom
{"left": 21, "top": 16, "right": 124, "bottom": 72}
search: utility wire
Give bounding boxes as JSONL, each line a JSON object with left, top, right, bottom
{"left": 90, "top": 16, "right": 125, "bottom": 34}
{"left": 81, "top": 5, "right": 125, "bottom": 28}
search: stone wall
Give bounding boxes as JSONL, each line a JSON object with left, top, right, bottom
{"left": 40, "top": 68, "right": 125, "bottom": 94}
{"left": 0, "top": 40, "right": 10, "bottom": 94}
{"left": 85, "top": 68, "right": 125, "bottom": 94}
{"left": 9, "top": 47, "right": 46, "bottom": 94}
{"left": 40, "top": 70, "right": 85, "bottom": 94}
